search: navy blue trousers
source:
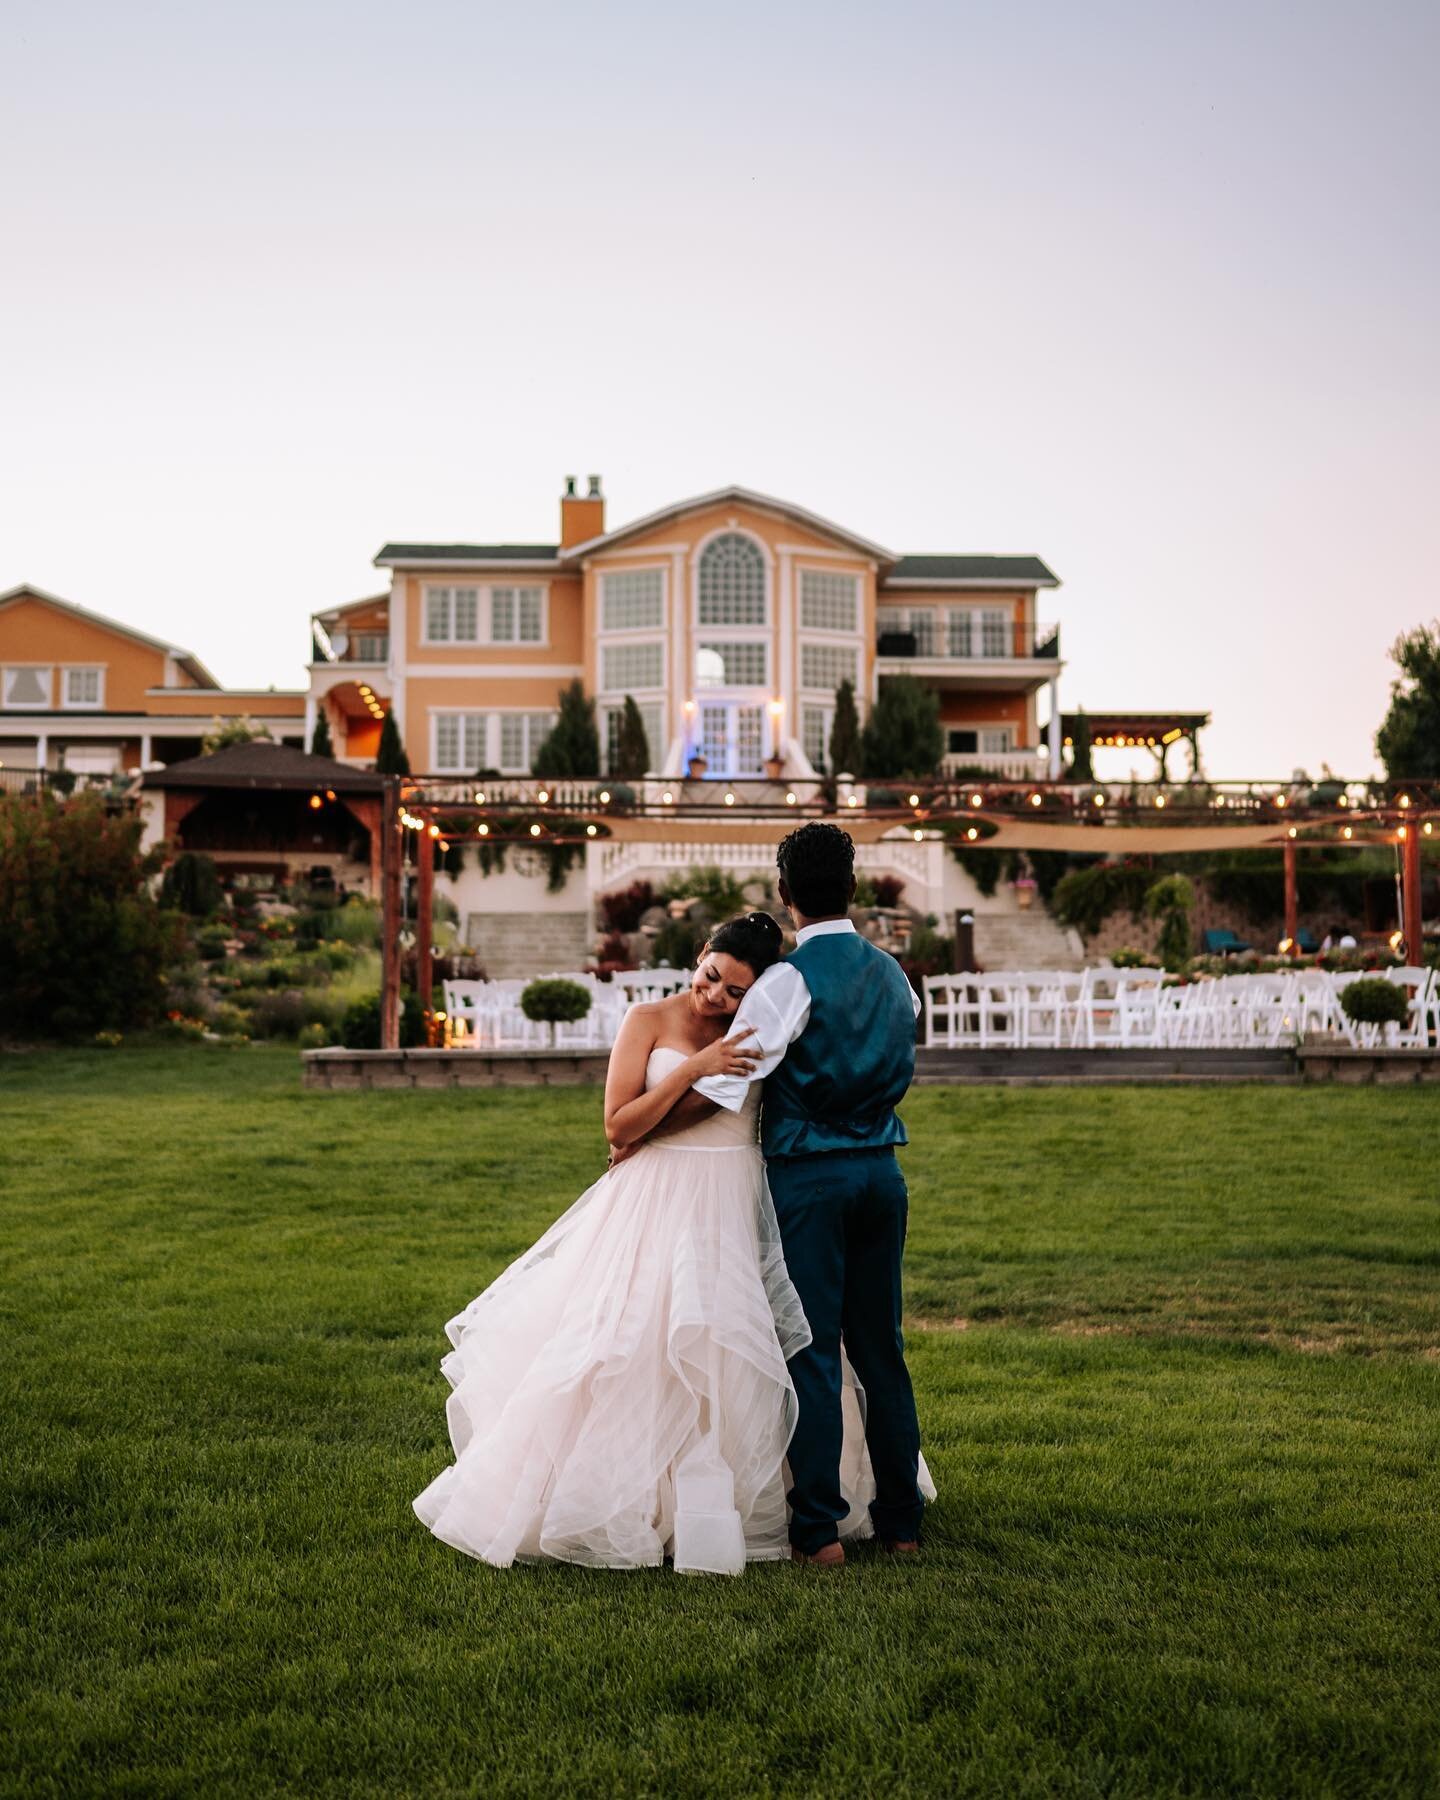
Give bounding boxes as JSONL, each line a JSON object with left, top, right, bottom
{"left": 767, "top": 1147, "right": 924, "bottom": 1553}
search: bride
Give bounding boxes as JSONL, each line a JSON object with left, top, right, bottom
{"left": 412, "top": 912, "right": 901, "bottom": 1575}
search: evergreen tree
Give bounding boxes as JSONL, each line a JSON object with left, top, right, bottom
{"left": 613, "top": 696, "right": 651, "bottom": 779}
{"left": 374, "top": 710, "right": 410, "bottom": 776}
{"left": 859, "top": 676, "right": 943, "bottom": 779}
{"left": 309, "top": 708, "right": 334, "bottom": 758}
{"left": 532, "top": 680, "right": 600, "bottom": 778}
{"left": 828, "top": 679, "right": 861, "bottom": 777}
{"left": 1067, "top": 708, "right": 1094, "bottom": 782}
{"left": 1376, "top": 622, "right": 1440, "bottom": 779}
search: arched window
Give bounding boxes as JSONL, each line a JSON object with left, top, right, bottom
{"left": 697, "top": 533, "right": 766, "bottom": 626}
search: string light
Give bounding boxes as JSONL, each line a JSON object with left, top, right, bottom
{"left": 1287, "top": 826, "right": 1297, "bottom": 838}
{"left": 474, "top": 790, "right": 487, "bottom": 804}
{"left": 1275, "top": 795, "right": 1286, "bottom": 808}
{"left": 308, "top": 794, "right": 322, "bottom": 810}
{"left": 846, "top": 794, "right": 859, "bottom": 807}
{"left": 428, "top": 823, "right": 440, "bottom": 838}
{"left": 661, "top": 790, "right": 674, "bottom": 805}
{"left": 908, "top": 792, "right": 921, "bottom": 807}
{"left": 912, "top": 829, "right": 924, "bottom": 842}
{"left": 1342, "top": 825, "right": 1353, "bottom": 840}
{"left": 1399, "top": 794, "right": 1412, "bottom": 808}
{"left": 970, "top": 793, "right": 983, "bottom": 807}
{"left": 585, "top": 824, "right": 597, "bottom": 837}
{"left": 724, "top": 791, "right": 737, "bottom": 806}
{"left": 965, "top": 826, "right": 979, "bottom": 840}
{"left": 1338, "top": 794, "right": 1349, "bottom": 808}
{"left": 537, "top": 789, "right": 550, "bottom": 804}
{"left": 529, "top": 823, "right": 542, "bottom": 837}
{"left": 1029, "top": 792, "right": 1042, "bottom": 807}
{"left": 1425, "top": 822, "right": 1434, "bottom": 836}
{"left": 785, "top": 791, "right": 798, "bottom": 806}
{"left": 599, "top": 790, "right": 611, "bottom": 804}
{"left": 1398, "top": 825, "right": 1408, "bottom": 841}
{"left": 1154, "top": 795, "right": 1167, "bottom": 808}
{"left": 1092, "top": 792, "right": 1105, "bottom": 807}
{"left": 477, "top": 823, "right": 489, "bottom": 836}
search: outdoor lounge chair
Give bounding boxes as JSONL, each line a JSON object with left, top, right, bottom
{"left": 1201, "top": 928, "right": 1252, "bottom": 956}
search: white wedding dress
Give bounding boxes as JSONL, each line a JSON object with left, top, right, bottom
{"left": 412, "top": 1046, "right": 932, "bottom": 1573}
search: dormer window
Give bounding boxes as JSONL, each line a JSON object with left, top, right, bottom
{"left": 698, "top": 533, "right": 766, "bottom": 625}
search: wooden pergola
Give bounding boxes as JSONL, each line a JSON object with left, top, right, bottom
{"left": 1062, "top": 711, "right": 1212, "bottom": 780}
{"left": 376, "top": 773, "right": 1438, "bottom": 1048}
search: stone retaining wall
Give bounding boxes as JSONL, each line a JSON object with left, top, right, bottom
{"left": 303, "top": 1047, "right": 609, "bottom": 1090}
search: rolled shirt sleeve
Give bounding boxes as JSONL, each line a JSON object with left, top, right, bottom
{"left": 692, "top": 962, "right": 811, "bottom": 1113}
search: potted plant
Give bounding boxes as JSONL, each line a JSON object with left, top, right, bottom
{"left": 1013, "top": 872, "right": 1038, "bottom": 911}
{"left": 764, "top": 750, "right": 785, "bottom": 781}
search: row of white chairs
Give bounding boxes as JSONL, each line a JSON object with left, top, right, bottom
{"left": 440, "top": 969, "right": 690, "bottom": 1049}
{"left": 921, "top": 966, "right": 1439, "bottom": 1052}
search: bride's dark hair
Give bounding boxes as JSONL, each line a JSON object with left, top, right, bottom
{"left": 704, "top": 911, "right": 784, "bottom": 976}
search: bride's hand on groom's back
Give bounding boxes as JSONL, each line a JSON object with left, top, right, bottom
{"left": 691, "top": 1026, "right": 759, "bottom": 1080}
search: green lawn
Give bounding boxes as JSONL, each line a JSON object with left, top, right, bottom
{"left": 2, "top": 1047, "right": 1437, "bottom": 1799}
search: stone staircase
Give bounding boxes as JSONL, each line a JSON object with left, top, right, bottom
{"left": 464, "top": 911, "right": 591, "bottom": 978}
{"left": 972, "top": 909, "right": 1083, "bottom": 971}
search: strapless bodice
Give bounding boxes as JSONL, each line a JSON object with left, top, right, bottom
{"left": 645, "top": 1046, "right": 760, "bottom": 1150}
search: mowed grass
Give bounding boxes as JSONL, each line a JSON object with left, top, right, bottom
{"left": 1, "top": 1048, "right": 1437, "bottom": 1799}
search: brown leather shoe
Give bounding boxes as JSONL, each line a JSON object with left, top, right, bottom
{"left": 881, "top": 1539, "right": 921, "bottom": 1556}
{"left": 791, "top": 1541, "right": 846, "bottom": 1568}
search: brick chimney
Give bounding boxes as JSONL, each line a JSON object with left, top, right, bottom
{"left": 560, "top": 473, "right": 605, "bottom": 549}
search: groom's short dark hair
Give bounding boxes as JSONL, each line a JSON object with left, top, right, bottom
{"left": 777, "top": 822, "right": 855, "bottom": 918}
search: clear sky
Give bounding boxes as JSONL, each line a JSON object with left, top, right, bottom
{"left": 4, "top": 0, "right": 1435, "bottom": 778}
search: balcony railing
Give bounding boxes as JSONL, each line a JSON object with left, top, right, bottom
{"left": 876, "top": 621, "right": 1060, "bottom": 661}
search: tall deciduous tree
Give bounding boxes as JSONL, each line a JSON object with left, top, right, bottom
{"left": 829, "top": 679, "right": 861, "bottom": 777}
{"left": 1376, "top": 622, "right": 1440, "bottom": 779}
{"left": 613, "top": 696, "right": 651, "bottom": 779}
{"left": 859, "top": 676, "right": 943, "bottom": 779}
{"left": 532, "top": 680, "right": 600, "bottom": 778}
{"left": 374, "top": 711, "right": 410, "bottom": 776}
{"left": 309, "top": 709, "right": 334, "bottom": 758}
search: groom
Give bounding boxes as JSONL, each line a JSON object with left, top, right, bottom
{"left": 669, "top": 822, "right": 925, "bottom": 1566}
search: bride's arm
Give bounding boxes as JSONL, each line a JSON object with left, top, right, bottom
{"left": 603, "top": 1011, "right": 758, "bottom": 1149}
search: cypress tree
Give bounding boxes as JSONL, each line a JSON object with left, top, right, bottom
{"left": 374, "top": 710, "right": 410, "bottom": 776}
{"left": 859, "top": 676, "right": 943, "bottom": 779}
{"left": 532, "top": 680, "right": 600, "bottom": 778}
{"left": 310, "top": 709, "right": 334, "bottom": 758}
{"left": 613, "top": 696, "right": 651, "bottom": 779}
{"left": 828, "top": 679, "right": 861, "bottom": 776}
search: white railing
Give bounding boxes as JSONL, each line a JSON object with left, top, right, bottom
{"left": 921, "top": 967, "right": 1439, "bottom": 1052}
{"left": 592, "top": 836, "right": 935, "bottom": 890}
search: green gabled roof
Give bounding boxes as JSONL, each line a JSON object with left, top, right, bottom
{"left": 375, "top": 543, "right": 558, "bottom": 565}
{"left": 886, "top": 555, "right": 1059, "bottom": 585}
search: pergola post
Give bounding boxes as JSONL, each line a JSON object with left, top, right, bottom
{"left": 1282, "top": 838, "right": 1298, "bottom": 954}
{"left": 416, "top": 821, "right": 435, "bottom": 1039}
{"left": 1401, "top": 822, "right": 1422, "bottom": 963}
{"left": 1046, "top": 677, "right": 1061, "bottom": 779}
{"left": 379, "top": 777, "right": 403, "bottom": 1051}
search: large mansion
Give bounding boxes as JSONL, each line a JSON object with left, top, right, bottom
{"left": 309, "top": 479, "right": 1063, "bottom": 785}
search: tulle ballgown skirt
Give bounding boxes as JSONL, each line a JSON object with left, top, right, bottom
{"left": 412, "top": 1137, "right": 815, "bottom": 1573}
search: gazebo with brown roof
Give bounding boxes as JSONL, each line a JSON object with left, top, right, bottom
{"left": 143, "top": 741, "right": 385, "bottom": 892}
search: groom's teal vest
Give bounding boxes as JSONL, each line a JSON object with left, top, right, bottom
{"left": 760, "top": 932, "right": 916, "bottom": 1161}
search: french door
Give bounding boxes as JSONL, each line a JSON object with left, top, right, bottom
{"left": 699, "top": 702, "right": 765, "bottom": 776}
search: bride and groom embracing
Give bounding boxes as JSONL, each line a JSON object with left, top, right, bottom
{"left": 413, "top": 822, "right": 933, "bottom": 1574}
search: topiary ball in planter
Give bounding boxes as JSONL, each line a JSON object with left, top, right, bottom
{"left": 519, "top": 977, "right": 592, "bottom": 1024}
{"left": 1339, "top": 978, "right": 1411, "bottom": 1027}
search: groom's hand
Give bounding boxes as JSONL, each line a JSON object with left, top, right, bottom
{"left": 607, "top": 1139, "right": 642, "bottom": 1169}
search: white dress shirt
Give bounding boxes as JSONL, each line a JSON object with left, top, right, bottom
{"left": 692, "top": 918, "right": 922, "bottom": 1114}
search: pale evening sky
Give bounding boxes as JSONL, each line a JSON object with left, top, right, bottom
{"left": 3, "top": 0, "right": 1435, "bottom": 779}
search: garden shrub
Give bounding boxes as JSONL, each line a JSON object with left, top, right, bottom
{"left": 598, "top": 882, "right": 656, "bottom": 934}
{"left": 159, "top": 851, "right": 223, "bottom": 917}
{"left": 873, "top": 875, "right": 906, "bottom": 909}
{"left": 1145, "top": 873, "right": 1197, "bottom": 972}
{"left": 519, "top": 978, "right": 592, "bottom": 1024}
{"left": 339, "top": 992, "right": 425, "bottom": 1049}
{"left": 297, "top": 1022, "right": 331, "bottom": 1050}
{"left": 0, "top": 792, "right": 182, "bottom": 1038}
{"left": 1339, "top": 979, "right": 1411, "bottom": 1027}
{"left": 661, "top": 866, "right": 747, "bottom": 920}
{"left": 194, "top": 925, "right": 230, "bottom": 962}
{"left": 650, "top": 915, "right": 702, "bottom": 970}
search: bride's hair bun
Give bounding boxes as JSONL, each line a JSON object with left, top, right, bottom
{"left": 707, "top": 910, "right": 784, "bottom": 975}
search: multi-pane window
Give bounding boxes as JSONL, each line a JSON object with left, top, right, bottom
{"left": 62, "top": 667, "right": 103, "bottom": 707}
{"left": 907, "top": 609, "right": 937, "bottom": 656}
{"left": 946, "top": 726, "right": 1014, "bottom": 758}
{"left": 425, "top": 586, "right": 480, "bottom": 643}
{"left": 802, "top": 703, "right": 833, "bottom": 773}
{"left": 697, "top": 533, "right": 766, "bottom": 625}
{"left": 946, "top": 611, "right": 975, "bottom": 658}
{"left": 981, "top": 727, "right": 1013, "bottom": 753}
{"left": 601, "top": 568, "right": 664, "bottom": 632}
{"left": 601, "top": 641, "right": 665, "bottom": 691}
{"left": 800, "top": 643, "right": 858, "bottom": 691}
{"left": 433, "top": 713, "right": 488, "bottom": 773}
{"left": 352, "top": 633, "right": 388, "bottom": 661}
{"left": 603, "top": 702, "right": 663, "bottom": 775}
{"left": 699, "top": 703, "right": 765, "bottom": 774}
{"left": 490, "top": 587, "right": 543, "bottom": 644}
{"left": 423, "top": 586, "right": 542, "bottom": 644}
{"left": 2, "top": 667, "right": 51, "bottom": 708}
{"left": 695, "top": 641, "right": 768, "bottom": 688}
{"left": 499, "top": 712, "right": 555, "bottom": 771}
{"left": 799, "top": 569, "right": 859, "bottom": 633}
{"left": 981, "top": 609, "right": 1010, "bottom": 657}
